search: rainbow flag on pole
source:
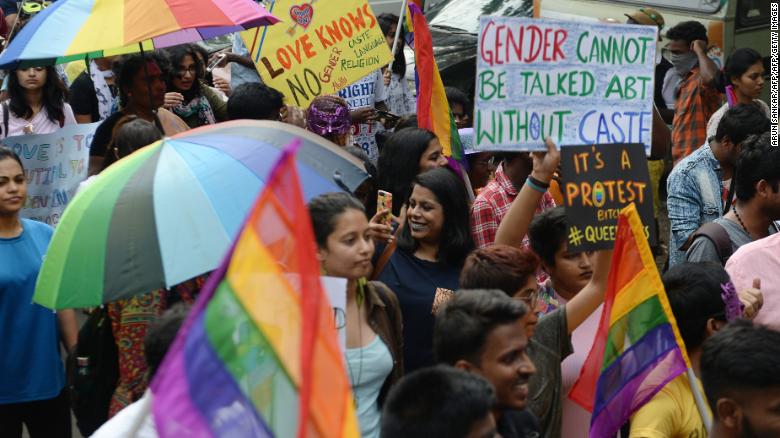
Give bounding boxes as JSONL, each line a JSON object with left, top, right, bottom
{"left": 151, "top": 141, "right": 359, "bottom": 438}
{"left": 568, "top": 204, "right": 693, "bottom": 437}
{"left": 406, "top": 3, "right": 463, "bottom": 160}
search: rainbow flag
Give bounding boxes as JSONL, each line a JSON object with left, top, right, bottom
{"left": 406, "top": 3, "right": 463, "bottom": 160}
{"left": 568, "top": 204, "right": 692, "bottom": 437}
{"left": 150, "top": 141, "right": 359, "bottom": 438}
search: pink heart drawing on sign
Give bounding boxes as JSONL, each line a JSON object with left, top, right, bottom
{"left": 289, "top": 4, "right": 314, "bottom": 29}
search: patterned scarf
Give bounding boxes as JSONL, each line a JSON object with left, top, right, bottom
{"left": 172, "top": 86, "right": 216, "bottom": 127}
{"left": 90, "top": 60, "right": 117, "bottom": 120}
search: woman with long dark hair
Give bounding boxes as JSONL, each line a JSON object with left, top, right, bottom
{"left": 308, "top": 192, "right": 403, "bottom": 438}
{"left": 0, "top": 66, "right": 75, "bottom": 138}
{"left": 376, "top": 128, "right": 448, "bottom": 217}
{"left": 162, "top": 44, "right": 228, "bottom": 129}
{"left": 707, "top": 48, "right": 769, "bottom": 138}
{"left": 373, "top": 167, "right": 474, "bottom": 372}
{"left": 378, "top": 13, "right": 415, "bottom": 118}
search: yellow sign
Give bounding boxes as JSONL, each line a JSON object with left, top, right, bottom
{"left": 241, "top": 0, "right": 393, "bottom": 107}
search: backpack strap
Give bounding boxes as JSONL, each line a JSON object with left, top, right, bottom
{"left": 370, "top": 239, "right": 396, "bottom": 281}
{"left": 681, "top": 222, "right": 733, "bottom": 264}
{"left": 2, "top": 101, "right": 9, "bottom": 139}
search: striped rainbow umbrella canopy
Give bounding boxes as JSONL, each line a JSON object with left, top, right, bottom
{"left": 33, "top": 120, "right": 369, "bottom": 309}
{"left": 0, "top": 0, "right": 279, "bottom": 68}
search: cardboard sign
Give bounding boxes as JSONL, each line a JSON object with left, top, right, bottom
{"left": 12, "top": 123, "right": 98, "bottom": 226}
{"left": 241, "top": 0, "right": 393, "bottom": 108}
{"left": 560, "top": 143, "right": 655, "bottom": 251}
{"left": 475, "top": 17, "right": 657, "bottom": 153}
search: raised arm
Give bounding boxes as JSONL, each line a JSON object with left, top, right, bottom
{"left": 494, "top": 138, "right": 560, "bottom": 247}
{"left": 692, "top": 40, "right": 718, "bottom": 86}
{"left": 565, "top": 250, "right": 613, "bottom": 334}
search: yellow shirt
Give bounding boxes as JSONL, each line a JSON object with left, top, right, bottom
{"left": 629, "top": 374, "right": 709, "bottom": 438}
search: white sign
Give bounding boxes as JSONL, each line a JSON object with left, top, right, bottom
{"left": 11, "top": 123, "right": 99, "bottom": 226}
{"left": 322, "top": 276, "right": 348, "bottom": 352}
{"left": 475, "top": 17, "right": 657, "bottom": 153}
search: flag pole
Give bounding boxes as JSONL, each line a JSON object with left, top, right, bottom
{"left": 686, "top": 367, "right": 713, "bottom": 433}
{"left": 387, "top": 0, "right": 408, "bottom": 71}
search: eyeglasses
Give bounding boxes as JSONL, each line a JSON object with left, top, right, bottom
{"left": 175, "top": 66, "right": 197, "bottom": 78}
{"left": 515, "top": 287, "right": 541, "bottom": 312}
{"left": 473, "top": 156, "right": 496, "bottom": 168}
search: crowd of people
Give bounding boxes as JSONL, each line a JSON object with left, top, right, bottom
{"left": 0, "top": 2, "right": 778, "bottom": 438}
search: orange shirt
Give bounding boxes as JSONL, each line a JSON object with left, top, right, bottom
{"left": 671, "top": 67, "right": 722, "bottom": 164}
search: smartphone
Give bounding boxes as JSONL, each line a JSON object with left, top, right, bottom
{"left": 207, "top": 53, "right": 227, "bottom": 72}
{"left": 376, "top": 110, "right": 400, "bottom": 121}
{"left": 377, "top": 190, "right": 393, "bottom": 226}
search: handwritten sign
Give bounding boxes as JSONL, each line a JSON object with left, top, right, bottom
{"left": 242, "top": 0, "right": 393, "bottom": 108}
{"left": 560, "top": 143, "right": 655, "bottom": 251}
{"left": 475, "top": 17, "right": 657, "bottom": 153}
{"left": 11, "top": 123, "right": 98, "bottom": 226}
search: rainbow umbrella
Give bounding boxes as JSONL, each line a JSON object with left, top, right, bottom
{"left": 0, "top": 0, "right": 278, "bottom": 68}
{"left": 33, "top": 120, "right": 369, "bottom": 309}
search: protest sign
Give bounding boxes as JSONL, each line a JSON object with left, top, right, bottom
{"left": 11, "top": 123, "right": 98, "bottom": 226}
{"left": 241, "top": 0, "right": 393, "bottom": 108}
{"left": 560, "top": 143, "right": 655, "bottom": 251}
{"left": 322, "top": 276, "right": 348, "bottom": 352}
{"left": 475, "top": 17, "right": 657, "bottom": 154}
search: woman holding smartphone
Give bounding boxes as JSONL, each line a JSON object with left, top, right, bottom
{"left": 372, "top": 167, "right": 474, "bottom": 372}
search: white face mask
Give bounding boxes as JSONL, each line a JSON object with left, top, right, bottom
{"left": 669, "top": 52, "right": 698, "bottom": 76}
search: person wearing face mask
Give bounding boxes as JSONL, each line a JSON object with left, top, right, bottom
{"left": 707, "top": 48, "right": 769, "bottom": 139}
{"left": 664, "top": 20, "right": 721, "bottom": 165}
{"left": 308, "top": 192, "right": 404, "bottom": 438}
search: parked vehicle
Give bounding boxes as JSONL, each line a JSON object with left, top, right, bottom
{"left": 537, "top": 0, "right": 772, "bottom": 102}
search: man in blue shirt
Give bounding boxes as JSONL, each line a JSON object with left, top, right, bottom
{"left": 667, "top": 104, "right": 770, "bottom": 266}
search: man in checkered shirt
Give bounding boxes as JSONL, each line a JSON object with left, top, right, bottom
{"left": 665, "top": 20, "right": 721, "bottom": 165}
{"left": 471, "top": 152, "right": 556, "bottom": 249}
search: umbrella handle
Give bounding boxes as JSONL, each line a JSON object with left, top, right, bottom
{"left": 332, "top": 171, "right": 352, "bottom": 194}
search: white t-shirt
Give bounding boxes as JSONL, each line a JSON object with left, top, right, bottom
{"left": 338, "top": 70, "right": 387, "bottom": 162}
{"left": 91, "top": 391, "right": 157, "bottom": 438}
{"left": 706, "top": 99, "right": 770, "bottom": 140}
{"left": 560, "top": 303, "right": 603, "bottom": 438}
{"left": 0, "top": 102, "right": 76, "bottom": 138}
